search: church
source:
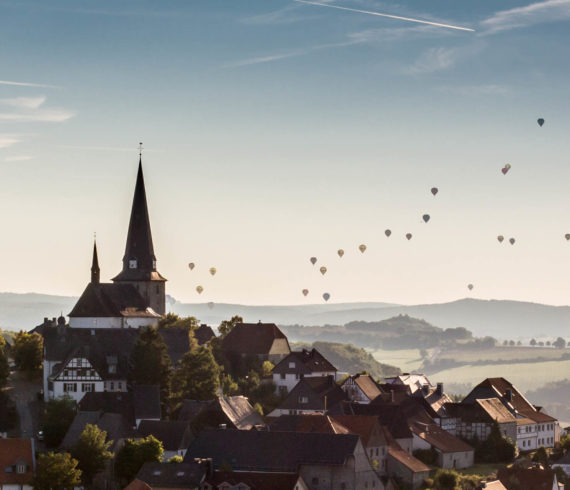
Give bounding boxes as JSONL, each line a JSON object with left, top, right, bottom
{"left": 69, "top": 157, "right": 166, "bottom": 329}
{"left": 40, "top": 156, "right": 179, "bottom": 403}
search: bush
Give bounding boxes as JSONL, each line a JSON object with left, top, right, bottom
{"left": 433, "top": 469, "right": 459, "bottom": 489}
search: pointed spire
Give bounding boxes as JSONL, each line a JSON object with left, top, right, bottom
{"left": 113, "top": 157, "right": 164, "bottom": 282}
{"left": 91, "top": 239, "right": 100, "bottom": 284}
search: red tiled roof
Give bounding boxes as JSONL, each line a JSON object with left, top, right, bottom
{"left": 353, "top": 374, "right": 383, "bottom": 401}
{"left": 207, "top": 471, "right": 303, "bottom": 490}
{"left": 270, "top": 414, "right": 350, "bottom": 435}
{"left": 124, "top": 479, "right": 152, "bottom": 490}
{"left": 476, "top": 398, "right": 518, "bottom": 424}
{"left": 387, "top": 445, "right": 430, "bottom": 473}
{"left": 329, "top": 415, "right": 381, "bottom": 447}
{"left": 0, "top": 438, "right": 34, "bottom": 486}
{"left": 411, "top": 423, "right": 473, "bottom": 454}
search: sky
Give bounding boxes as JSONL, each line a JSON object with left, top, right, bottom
{"left": 1, "top": 0, "right": 570, "bottom": 306}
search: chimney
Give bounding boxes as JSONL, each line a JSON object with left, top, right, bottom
{"left": 505, "top": 389, "right": 513, "bottom": 402}
{"left": 422, "top": 384, "right": 430, "bottom": 396}
{"left": 436, "top": 383, "right": 443, "bottom": 396}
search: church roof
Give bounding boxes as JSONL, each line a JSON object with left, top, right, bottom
{"left": 113, "top": 159, "right": 166, "bottom": 282}
{"left": 68, "top": 282, "right": 160, "bottom": 318}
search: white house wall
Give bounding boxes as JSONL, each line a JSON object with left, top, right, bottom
{"left": 69, "top": 316, "right": 157, "bottom": 329}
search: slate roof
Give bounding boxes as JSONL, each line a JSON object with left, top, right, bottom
{"left": 0, "top": 438, "right": 35, "bottom": 486}
{"left": 112, "top": 160, "right": 166, "bottom": 283}
{"left": 206, "top": 471, "right": 304, "bottom": 490}
{"left": 194, "top": 324, "right": 216, "bottom": 345}
{"left": 184, "top": 429, "right": 361, "bottom": 472}
{"left": 221, "top": 322, "right": 290, "bottom": 356}
{"left": 69, "top": 282, "right": 160, "bottom": 318}
{"left": 178, "top": 399, "right": 211, "bottom": 422}
{"left": 191, "top": 396, "right": 264, "bottom": 431}
{"left": 159, "top": 327, "right": 193, "bottom": 365}
{"left": 343, "top": 374, "right": 383, "bottom": 401}
{"left": 137, "top": 462, "right": 204, "bottom": 488}
{"left": 278, "top": 376, "right": 347, "bottom": 412}
{"left": 269, "top": 414, "right": 350, "bottom": 435}
{"left": 411, "top": 423, "right": 474, "bottom": 454}
{"left": 273, "top": 348, "right": 337, "bottom": 375}
{"left": 79, "top": 392, "right": 136, "bottom": 426}
{"left": 497, "top": 465, "right": 557, "bottom": 490}
{"left": 60, "top": 411, "right": 132, "bottom": 450}
{"left": 133, "top": 385, "right": 162, "bottom": 421}
{"left": 137, "top": 420, "right": 192, "bottom": 451}
{"left": 329, "top": 415, "right": 382, "bottom": 447}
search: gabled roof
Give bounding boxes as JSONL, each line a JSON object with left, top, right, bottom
{"left": 133, "top": 385, "right": 161, "bottom": 421}
{"left": 278, "top": 376, "right": 347, "bottom": 411}
{"left": 194, "top": 324, "right": 216, "bottom": 345}
{"left": 497, "top": 465, "right": 557, "bottom": 490}
{"left": 387, "top": 445, "right": 430, "bottom": 474}
{"left": 385, "top": 374, "right": 433, "bottom": 394}
{"left": 79, "top": 392, "right": 136, "bottom": 426}
{"left": 342, "top": 374, "right": 383, "bottom": 401}
{"left": 328, "top": 415, "right": 382, "bottom": 447}
{"left": 273, "top": 348, "right": 337, "bottom": 375}
{"left": 69, "top": 282, "right": 160, "bottom": 318}
{"left": 411, "top": 423, "right": 473, "bottom": 454}
{"left": 476, "top": 481, "right": 507, "bottom": 490}
{"left": 269, "top": 414, "right": 350, "bottom": 435}
{"left": 476, "top": 398, "right": 518, "bottom": 424}
{"left": 124, "top": 479, "right": 152, "bottom": 490}
{"left": 184, "top": 429, "right": 361, "bottom": 472}
{"left": 192, "top": 396, "right": 264, "bottom": 431}
{"left": 137, "top": 462, "right": 204, "bottom": 488}
{"left": 0, "top": 438, "right": 34, "bottom": 486}
{"left": 137, "top": 420, "right": 192, "bottom": 451}
{"left": 178, "top": 399, "right": 212, "bottom": 422}
{"left": 206, "top": 471, "right": 304, "bottom": 490}
{"left": 60, "top": 411, "right": 132, "bottom": 450}
{"left": 221, "top": 323, "right": 290, "bottom": 356}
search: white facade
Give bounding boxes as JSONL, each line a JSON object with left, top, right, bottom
{"left": 69, "top": 316, "right": 157, "bottom": 329}
{"left": 516, "top": 421, "right": 538, "bottom": 451}
{"left": 273, "top": 371, "right": 336, "bottom": 395}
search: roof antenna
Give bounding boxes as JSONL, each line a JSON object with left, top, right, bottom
{"left": 139, "top": 142, "right": 143, "bottom": 157}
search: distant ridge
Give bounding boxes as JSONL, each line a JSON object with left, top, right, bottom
{"left": 1, "top": 292, "right": 568, "bottom": 339}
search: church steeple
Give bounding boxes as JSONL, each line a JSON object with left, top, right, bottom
{"left": 91, "top": 239, "right": 100, "bottom": 284}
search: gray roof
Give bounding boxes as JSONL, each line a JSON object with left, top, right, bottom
{"left": 190, "top": 396, "right": 264, "bottom": 431}
{"left": 184, "top": 429, "right": 360, "bottom": 472}
{"left": 273, "top": 348, "right": 337, "bottom": 375}
{"left": 79, "top": 392, "right": 136, "bottom": 426}
{"left": 134, "top": 385, "right": 161, "bottom": 421}
{"left": 178, "top": 400, "right": 211, "bottom": 422}
{"left": 137, "top": 462, "right": 204, "bottom": 488}
{"left": 137, "top": 420, "right": 192, "bottom": 451}
{"left": 60, "top": 411, "right": 132, "bottom": 450}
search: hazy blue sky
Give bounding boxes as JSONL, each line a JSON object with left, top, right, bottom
{"left": 1, "top": 0, "right": 570, "bottom": 306}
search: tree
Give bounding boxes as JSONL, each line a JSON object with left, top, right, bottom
{"left": 172, "top": 346, "right": 220, "bottom": 401}
{"left": 33, "top": 452, "right": 81, "bottom": 490}
{"left": 553, "top": 337, "right": 566, "bottom": 349}
{"left": 115, "top": 436, "right": 163, "bottom": 485}
{"left": 546, "top": 341, "right": 551, "bottom": 346}
{"left": 530, "top": 338, "right": 537, "bottom": 346}
{"left": 43, "top": 395, "right": 77, "bottom": 448}
{"left": 261, "top": 360, "right": 274, "bottom": 378}
{"left": 167, "top": 455, "right": 183, "bottom": 463}
{"left": 517, "top": 340, "right": 522, "bottom": 346}
{"left": 532, "top": 446, "right": 549, "bottom": 467}
{"left": 0, "top": 344, "right": 9, "bottom": 387}
{"left": 509, "top": 340, "right": 515, "bottom": 346}
{"left": 218, "top": 315, "right": 243, "bottom": 338}
{"left": 538, "top": 341, "right": 545, "bottom": 347}
{"left": 71, "top": 424, "right": 114, "bottom": 485}
{"left": 503, "top": 340, "right": 508, "bottom": 346}
{"left": 433, "top": 469, "right": 459, "bottom": 489}
{"left": 220, "top": 373, "right": 239, "bottom": 396}
{"left": 12, "top": 331, "right": 43, "bottom": 372}
{"left": 159, "top": 313, "right": 200, "bottom": 331}
{"left": 129, "top": 326, "right": 173, "bottom": 410}
{"left": 474, "top": 421, "right": 517, "bottom": 463}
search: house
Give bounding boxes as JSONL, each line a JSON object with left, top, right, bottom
{"left": 124, "top": 479, "right": 152, "bottom": 490}
{"left": 78, "top": 385, "right": 161, "bottom": 428}
{"left": 178, "top": 400, "right": 211, "bottom": 423}
{"left": 268, "top": 376, "right": 347, "bottom": 417}
{"left": 444, "top": 398, "right": 518, "bottom": 442}
{"left": 269, "top": 414, "right": 350, "bottom": 435}
{"left": 475, "top": 481, "right": 507, "bottom": 490}
{"left": 272, "top": 348, "right": 337, "bottom": 395}
{"left": 386, "top": 444, "right": 430, "bottom": 490}
{"left": 60, "top": 411, "right": 132, "bottom": 452}
{"left": 189, "top": 396, "right": 264, "bottom": 431}
{"left": 0, "top": 438, "right": 35, "bottom": 490}
{"left": 221, "top": 322, "right": 291, "bottom": 367}
{"left": 201, "top": 471, "right": 308, "bottom": 490}
{"left": 137, "top": 462, "right": 205, "bottom": 490}
{"left": 497, "top": 464, "right": 560, "bottom": 490}
{"left": 551, "top": 451, "right": 570, "bottom": 476}
{"left": 184, "top": 429, "right": 385, "bottom": 490}
{"left": 341, "top": 374, "right": 383, "bottom": 404}
{"left": 384, "top": 374, "right": 433, "bottom": 395}
{"left": 137, "top": 420, "right": 193, "bottom": 460}
{"left": 410, "top": 422, "right": 474, "bottom": 469}
{"left": 463, "top": 378, "right": 559, "bottom": 450}
{"left": 194, "top": 325, "right": 216, "bottom": 345}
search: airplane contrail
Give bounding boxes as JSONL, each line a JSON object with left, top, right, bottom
{"left": 293, "top": 0, "right": 475, "bottom": 32}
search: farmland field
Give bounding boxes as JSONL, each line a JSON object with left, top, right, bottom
{"left": 371, "top": 348, "right": 425, "bottom": 373}
{"left": 436, "top": 346, "right": 569, "bottom": 363}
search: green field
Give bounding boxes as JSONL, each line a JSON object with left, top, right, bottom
{"left": 371, "top": 348, "right": 425, "bottom": 373}
{"left": 437, "top": 346, "right": 569, "bottom": 364}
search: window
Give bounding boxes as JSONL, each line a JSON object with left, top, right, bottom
{"left": 280, "top": 373, "right": 286, "bottom": 380}
{"left": 289, "top": 362, "right": 296, "bottom": 368}
{"left": 298, "top": 396, "right": 309, "bottom": 404}
{"left": 81, "top": 383, "right": 94, "bottom": 393}
{"left": 64, "top": 369, "right": 69, "bottom": 377}
{"left": 108, "top": 364, "right": 116, "bottom": 374}
{"left": 64, "top": 383, "right": 77, "bottom": 393}
{"left": 118, "top": 382, "right": 122, "bottom": 390}
{"left": 110, "top": 382, "right": 114, "bottom": 391}
{"left": 129, "top": 259, "right": 137, "bottom": 269}
{"left": 16, "top": 464, "right": 26, "bottom": 474}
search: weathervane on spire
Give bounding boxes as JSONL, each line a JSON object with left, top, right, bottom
{"left": 139, "top": 142, "right": 143, "bottom": 156}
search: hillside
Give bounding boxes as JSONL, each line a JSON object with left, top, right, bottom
{"left": 3, "top": 292, "right": 570, "bottom": 340}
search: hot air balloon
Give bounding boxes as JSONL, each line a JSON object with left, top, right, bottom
{"left": 537, "top": 118, "right": 544, "bottom": 127}
{"left": 497, "top": 235, "right": 504, "bottom": 243}
{"left": 323, "top": 293, "right": 330, "bottom": 302}
{"left": 502, "top": 164, "right": 511, "bottom": 175}
{"left": 431, "top": 187, "right": 438, "bottom": 196}
{"left": 310, "top": 257, "right": 317, "bottom": 265}
{"left": 406, "top": 233, "right": 412, "bottom": 240}
{"left": 209, "top": 267, "right": 217, "bottom": 276}
{"left": 207, "top": 302, "right": 214, "bottom": 309}
{"left": 468, "top": 284, "right": 474, "bottom": 291}
{"left": 302, "top": 289, "right": 309, "bottom": 296}
{"left": 565, "top": 234, "right": 570, "bottom": 241}
{"left": 196, "top": 285, "right": 203, "bottom": 294}
{"left": 422, "top": 214, "right": 430, "bottom": 223}
{"left": 320, "top": 266, "right": 327, "bottom": 276}
{"left": 188, "top": 262, "right": 195, "bottom": 270}
{"left": 359, "top": 244, "right": 367, "bottom": 253}
{"left": 385, "top": 229, "right": 391, "bottom": 237}
{"left": 509, "top": 238, "right": 515, "bottom": 245}
{"left": 337, "top": 249, "right": 344, "bottom": 258}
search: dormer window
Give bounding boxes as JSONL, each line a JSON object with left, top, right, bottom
{"left": 129, "top": 260, "right": 138, "bottom": 269}
{"left": 289, "top": 362, "right": 295, "bottom": 368}
{"left": 16, "top": 463, "right": 27, "bottom": 474}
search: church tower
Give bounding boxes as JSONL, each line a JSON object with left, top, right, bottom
{"left": 112, "top": 158, "right": 166, "bottom": 315}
